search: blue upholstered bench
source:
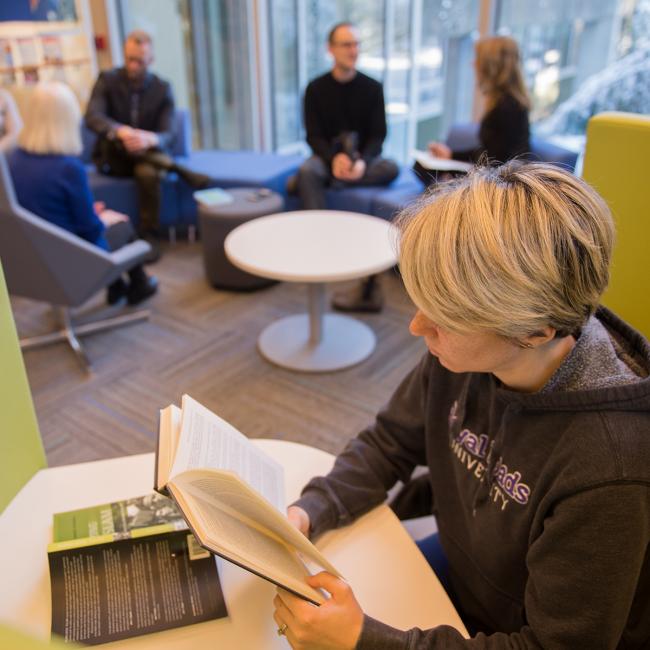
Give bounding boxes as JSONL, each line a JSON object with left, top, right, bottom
{"left": 282, "top": 165, "right": 423, "bottom": 219}
{"left": 81, "top": 112, "right": 579, "bottom": 231}
{"left": 80, "top": 110, "right": 302, "bottom": 234}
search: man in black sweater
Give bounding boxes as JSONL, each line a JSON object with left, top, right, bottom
{"left": 85, "top": 31, "right": 211, "bottom": 257}
{"left": 295, "top": 23, "right": 398, "bottom": 312}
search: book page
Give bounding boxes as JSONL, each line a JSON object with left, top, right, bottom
{"left": 170, "top": 484, "right": 325, "bottom": 604}
{"left": 169, "top": 404, "right": 183, "bottom": 462}
{"left": 156, "top": 405, "right": 182, "bottom": 490}
{"left": 170, "top": 395, "right": 284, "bottom": 511}
{"left": 172, "top": 470, "right": 339, "bottom": 576}
{"left": 411, "top": 149, "right": 473, "bottom": 173}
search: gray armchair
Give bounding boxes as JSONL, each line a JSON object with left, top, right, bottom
{"left": 0, "top": 153, "right": 152, "bottom": 371}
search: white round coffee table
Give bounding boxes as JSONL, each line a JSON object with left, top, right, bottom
{"left": 224, "top": 210, "right": 398, "bottom": 372}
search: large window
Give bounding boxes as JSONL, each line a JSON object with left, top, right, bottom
{"left": 269, "top": 0, "right": 481, "bottom": 160}
{"left": 496, "top": 0, "right": 648, "bottom": 144}
{"left": 119, "top": 0, "right": 254, "bottom": 150}
{"left": 117, "top": 0, "right": 649, "bottom": 156}
{"left": 270, "top": 0, "right": 300, "bottom": 148}
{"left": 496, "top": 0, "right": 628, "bottom": 120}
{"left": 414, "top": 1, "right": 479, "bottom": 151}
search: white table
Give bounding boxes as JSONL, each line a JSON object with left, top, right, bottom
{"left": 0, "top": 440, "right": 467, "bottom": 648}
{"left": 225, "top": 210, "right": 398, "bottom": 372}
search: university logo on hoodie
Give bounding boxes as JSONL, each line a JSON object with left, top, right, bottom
{"left": 448, "top": 400, "right": 531, "bottom": 511}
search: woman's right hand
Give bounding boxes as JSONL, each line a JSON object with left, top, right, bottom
{"left": 427, "top": 141, "right": 453, "bottom": 159}
{"left": 287, "top": 506, "right": 311, "bottom": 538}
{"left": 99, "top": 209, "right": 129, "bottom": 227}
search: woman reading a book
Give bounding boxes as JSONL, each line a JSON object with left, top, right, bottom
{"left": 273, "top": 162, "right": 650, "bottom": 649}
{"left": 414, "top": 36, "right": 530, "bottom": 187}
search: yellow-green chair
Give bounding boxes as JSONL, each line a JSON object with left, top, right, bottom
{"left": 582, "top": 112, "right": 650, "bottom": 338}
{"left": 1, "top": 263, "right": 82, "bottom": 647}
{"left": 0, "top": 261, "right": 46, "bottom": 513}
{"left": 0, "top": 623, "right": 77, "bottom": 650}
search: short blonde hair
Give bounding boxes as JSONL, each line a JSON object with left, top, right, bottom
{"left": 475, "top": 36, "right": 530, "bottom": 112}
{"left": 397, "top": 162, "right": 615, "bottom": 340}
{"left": 18, "top": 82, "right": 81, "bottom": 156}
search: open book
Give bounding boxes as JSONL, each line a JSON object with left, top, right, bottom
{"left": 155, "top": 395, "right": 341, "bottom": 605}
{"left": 411, "top": 149, "right": 473, "bottom": 173}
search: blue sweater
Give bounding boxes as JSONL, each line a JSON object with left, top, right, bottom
{"left": 7, "top": 149, "right": 109, "bottom": 250}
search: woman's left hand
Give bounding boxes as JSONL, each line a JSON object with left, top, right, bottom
{"left": 273, "top": 572, "right": 364, "bottom": 650}
{"left": 427, "top": 141, "right": 452, "bottom": 159}
{"left": 98, "top": 209, "right": 128, "bottom": 227}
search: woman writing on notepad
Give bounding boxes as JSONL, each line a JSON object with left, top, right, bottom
{"left": 272, "top": 162, "right": 650, "bottom": 649}
{"left": 415, "top": 36, "right": 531, "bottom": 186}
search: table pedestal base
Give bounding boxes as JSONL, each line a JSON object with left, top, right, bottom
{"left": 258, "top": 313, "right": 376, "bottom": 372}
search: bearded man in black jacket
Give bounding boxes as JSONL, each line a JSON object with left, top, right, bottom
{"left": 85, "top": 30, "right": 212, "bottom": 257}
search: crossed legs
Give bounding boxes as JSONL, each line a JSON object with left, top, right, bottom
{"left": 296, "top": 155, "right": 399, "bottom": 210}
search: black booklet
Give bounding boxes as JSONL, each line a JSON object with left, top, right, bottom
{"left": 47, "top": 492, "right": 227, "bottom": 645}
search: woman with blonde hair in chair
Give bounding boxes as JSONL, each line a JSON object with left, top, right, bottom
{"left": 7, "top": 81, "right": 157, "bottom": 305}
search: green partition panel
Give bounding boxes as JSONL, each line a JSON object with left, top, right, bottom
{"left": 582, "top": 112, "right": 650, "bottom": 338}
{"left": 0, "top": 624, "right": 76, "bottom": 649}
{"left": 0, "top": 262, "right": 46, "bottom": 513}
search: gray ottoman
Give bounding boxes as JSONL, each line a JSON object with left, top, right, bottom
{"left": 197, "top": 188, "right": 284, "bottom": 290}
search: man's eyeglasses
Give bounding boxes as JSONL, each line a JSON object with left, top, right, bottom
{"left": 331, "top": 40, "right": 360, "bottom": 49}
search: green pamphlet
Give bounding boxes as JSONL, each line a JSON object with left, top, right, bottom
{"left": 48, "top": 493, "right": 227, "bottom": 645}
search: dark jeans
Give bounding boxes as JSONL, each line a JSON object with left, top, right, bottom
{"left": 416, "top": 532, "right": 478, "bottom": 635}
{"left": 104, "top": 221, "right": 147, "bottom": 286}
{"left": 94, "top": 139, "right": 172, "bottom": 235}
{"left": 416, "top": 533, "right": 451, "bottom": 594}
{"left": 296, "top": 155, "right": 399, "bottom": 210}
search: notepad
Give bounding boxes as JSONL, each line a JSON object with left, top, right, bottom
{"left": 411, "top": 149, "right": 473, "bottom": 173}
{"left": 193, "top": 187, "right": 234, "bottom": 206}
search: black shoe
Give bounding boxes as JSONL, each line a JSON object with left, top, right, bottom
{"left": 127, "top": 275, "right": 159, "bottom": 305}
{"left": 106, "top": 278, "right": 128, "bottom": 305}
{"left": 176, "top": 167, "right": 215, "bottom": 189}
{"left": 331, "top": 277, "right": 383, "bottom": 313}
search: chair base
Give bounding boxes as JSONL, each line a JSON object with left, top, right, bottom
{"left": 20, "top": 307, "right": 149, "bottom": 372}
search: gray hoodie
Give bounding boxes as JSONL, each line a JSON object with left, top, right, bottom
{"left": 294, "top": 308, "right": 650, "bottom": 649}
